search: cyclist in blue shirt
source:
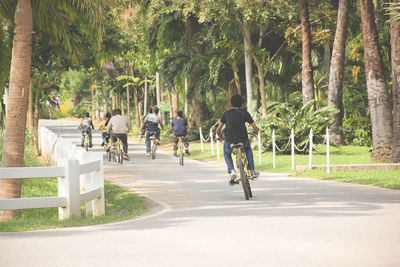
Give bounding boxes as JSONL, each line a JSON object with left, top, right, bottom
{"left": 216, "top": 94, "right": 260, "bottom": 186}
{"left": 78, "top": 112, "right": 95, "bottom": 148}
{"left": 169, "top": 110, "right": 190, "bottom": 157}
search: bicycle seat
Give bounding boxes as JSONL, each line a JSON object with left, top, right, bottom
{"left": 230, "top": 143, "right": 244, "bottom": 149}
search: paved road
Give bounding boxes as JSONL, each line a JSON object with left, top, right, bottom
{"left": 1, "top": 120, "right": 400, "bottom": 266}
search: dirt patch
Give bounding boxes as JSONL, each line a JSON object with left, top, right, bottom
{"left": 370, "top": 147, "right": 392, "bottom": 163}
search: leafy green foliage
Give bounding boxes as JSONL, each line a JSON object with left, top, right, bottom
{"left": 254, "top": 101, "right": 338, "bottom": 153}
{"left": 342, "top": 116, "right": 372, "bottom": 146}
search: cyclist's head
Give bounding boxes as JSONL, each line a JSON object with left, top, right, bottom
{"left": 105, "top": 112, "right": 111, "bottom": 119}
{"left": 153, "top": 107, "right": 159, "bottom": 114}
{"left": 231, "top": 94, "right": 243, "bottom": 108}
{"left": 112, "top": 109, "right": 121, "bottom": 116}
{"left": 176, "top": 110, "right": 183, "bottom": 117}
{"left": 85, "top": 112, "right": 90, "bottom": 117}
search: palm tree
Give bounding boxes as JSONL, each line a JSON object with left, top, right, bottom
{"left": 359, "top": 0, "right": 393, "bottom": 161}
{"left": 299, "top": 0, "right": 315, "bottom": 106}
{"left": 328, "top": 0, "right": 350, "bottom": 146}
{"left": 390, "top": 0, "right": 400, "bottom": 162}
{"left": 0, "top": 0, "right": 105, "bottom": 221}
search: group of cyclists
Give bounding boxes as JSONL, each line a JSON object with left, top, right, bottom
{"left": 78, "top": 94, "right": 260, "bottom": 185}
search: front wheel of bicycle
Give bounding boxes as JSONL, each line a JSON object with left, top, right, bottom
{"left": 179, "top": 142, "right": 184, "bottom": 166}
{"left": 238, "top": 156, "right": 250, "bottom": 200}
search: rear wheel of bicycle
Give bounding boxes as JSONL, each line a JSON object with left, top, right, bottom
{"left": 238, "top": 157, "right": 250, "bottom": 200}
{"left": 151, "top": 140, "right": 156, "bottom": 159}
{"left": 118, "top": 143, "right": 124, "bottom": 164}
{"left": 108, "top": 151, "right": 112, "bottom": 162}
{"left": 179, "top": 142, "right": 184, "bottom": 166}
{"left": 84, "top": 136, "right": 89, "bottom": 152}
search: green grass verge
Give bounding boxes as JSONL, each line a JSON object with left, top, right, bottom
{"left": 0, "top": 136, "right": 146, "bottom": 232}
{"left": 159, "top": 140, "right": 400, "bottom": 190}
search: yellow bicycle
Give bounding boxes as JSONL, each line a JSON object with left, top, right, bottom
{"left": 231, "top": 142, "right": 253, "bottom": 200}
{"left": 83, "top": 132, "right": 90, "bottom": 151}
{"left": 177, "top": 136, "right": 185, "bottom": 166}
{"left": 108, "top": 138, "right": 124, "bottom": 164}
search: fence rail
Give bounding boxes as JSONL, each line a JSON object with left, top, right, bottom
{"left": 0, "top": 121, "right": 105, "bottom": 220}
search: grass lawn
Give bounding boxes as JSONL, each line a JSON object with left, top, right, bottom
{"left": 157, "top": 139, "right": 400, "bottom": 191}
{"left": 0, "top": 138, "right": 146, "bottom": 232}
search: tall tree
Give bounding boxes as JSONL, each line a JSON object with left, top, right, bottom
{"left": 0, "top": 0, "right": 33, "bottom": 220}
{"left": 390, "top": 0, "right": 400, "bottom": 162}
{"left": 0, "top": 0, "right": 105, "bottom": 221}
{"left": 359, "top": 0, "right": 393, "bottom": 160}
{"left": 328, "top": 0, "right": 350, "bottom": 145}
{"left": 243, "top": 18, "right": 254, "bottom": 113}
{"left": 299, "top": 0, "right": 315, "bottom": 105}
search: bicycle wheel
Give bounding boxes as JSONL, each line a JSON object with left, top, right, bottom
{"left": 179, "top": 141, "right": 184, "bottom": 166}
{"left": 118, "top": 142, "right": 124, "bottom": 164}
{"left": 238, "top": 155, "right": 250, "bottom": 200}
{"left": 84, "top": 134, "right": 89, "bottom": 151}
{"left": 151, "top": 139, "right": 156, "bottom": 159}
{"left": 108, "top": 151, "right": 112, "bottom": 162}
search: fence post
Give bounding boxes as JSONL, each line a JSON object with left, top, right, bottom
{"left": 309, "top": 128, "right": 313, "bottom": 170}
{"left": 58, "top": 158, "right": 81, "bottom": 220}
{"left": 258, "top": 131, "right": 262, "bottom": 166}
{"left": 272, "top": 129, "right": 276, "bottom": 169}
{"left": 326, "top": 127, "right": 330, "bottom": 174}
{"left": 291, "top": 128, "right": 295, "bottom": 170}
{"left": 210, "top": 128, "right": 214, "bottom": 156}
{"left": 199, "top": 127, "right": 204, "bottom": 152}
{"left": 92, "top": 152, "right": 105, "bottom": 216}
{"left": 78, "top": 149, "right": 94, "bottom": 216}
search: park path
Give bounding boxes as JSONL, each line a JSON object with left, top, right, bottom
{"left": 1, "top": 120, "right": 400, "bottom": 266}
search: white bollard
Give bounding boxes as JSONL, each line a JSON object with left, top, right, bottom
{"left": 216, "top": 138, "right": 220, "bottom": 160}
{"left": 291, "top": 128, "right": 295, "bottom": 170}
{"left": 309, "top": 128, "right": 313, "bottom": 170}
{"left": 272, "top": 129, "right": 276, "bottom": 169}
{"left": 326, "top": 127, "right": 330, "bottom": 174}
{"left": 199, "top": 127, "right": 204, "bottom": 152}
{"left": 210, "top": 128, "right": 214, "bottom": 156}
{"left": 258, "top": 131, "right": 262, "bottom": 166}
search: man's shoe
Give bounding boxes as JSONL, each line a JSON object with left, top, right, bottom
{"left": 146, "top": 152, "right": 150, "bottom": 157}
{"left": 81, "top": 142, "right": 84, "bottom": 147}
{"left": 250, "top": 170, "right": 260, "bottom": 180}
{"left": 124, "top": 154, "right": 130, "bottom": 161}
{"left": 173, "top": 153, "right": 178, "bottom": 157}
{"left": 89, "top": 144, "right": 93, "bottom": 148}
{"left": 228, "top": 170, "right": 238, "bottom": 186}
{"left": 156, "top": 140, "right": 161, "bottom": 145}
{"left": 101, "top": 142, "right": 105, "bottom": 147}
{"left": 185, "top": 150, "right": 191, "bottom": 156}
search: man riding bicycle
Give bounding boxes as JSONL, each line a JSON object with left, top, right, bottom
{"left": 142, "top": 107, "right": 163, "bottom": 157}
{"left": 107, "top": 109, "right": 131, "bottom": 161}
{"left": 216, "top": 94, "right": 260, "bottom": 186}
{"left": 169, "top": 110, "right": 190, "bottom": 157}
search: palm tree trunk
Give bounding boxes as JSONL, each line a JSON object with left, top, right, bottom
{"left": 126, "top": 66, "right": 132, "bottom": 124}
{"left": 391, "top": 0, "right": 400, "bottom": 162}
{"left": 243, "top": 19, "right": 254, "bottom": 113}
{"left": 0, "top": 0, "right": 33, "bottom": 221}
{"left": 184, "top": 77, "right": 188, "bottom": 116}
{"left": 328, "top": 0, "right": 349, "bottom": 146}
{"left": 300, "top": 0, "right": 315, "bottom": 106}
{"left": 186, "top": 14, "right": 208, "bottom": 127}
{"left": 171, "top": 84, "right": 179, "bottom": 117}
{"left": 144, "top": 78, "right": 148, "bottom": 115}
{"left": 360, "top": 0, "right": 393, "bottom": 160}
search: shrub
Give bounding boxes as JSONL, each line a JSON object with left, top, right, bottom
{"left": 254, "top": 101, "right": 338, "bottom": 154}
{"left": 342, "top": 116, "right": 372, "bottom": 146}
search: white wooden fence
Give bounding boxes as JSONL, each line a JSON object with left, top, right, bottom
{"left": 0, "top": 122, "right": 105, "bottom": 219}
